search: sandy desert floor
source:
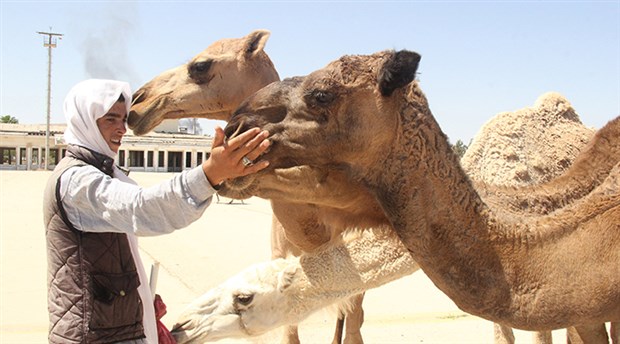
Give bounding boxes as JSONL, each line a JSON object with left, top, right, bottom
{"left": 1, "top": 170, "right": 591, "bottom": 343}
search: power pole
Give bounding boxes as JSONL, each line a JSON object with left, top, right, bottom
{"left": 37, "top": 29, "right": 63, "bottom": 170}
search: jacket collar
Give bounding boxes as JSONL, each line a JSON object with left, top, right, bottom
{"left": 66, "top": 144, "right": 116, "bottom": 177}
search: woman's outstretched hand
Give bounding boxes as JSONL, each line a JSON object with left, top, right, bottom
{"left": 202, "top": 126, "right": 270, "bottom": 186}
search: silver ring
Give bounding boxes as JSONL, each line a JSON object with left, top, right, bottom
{"left": 242, "top": 156, "right": 253, "bottom": 167}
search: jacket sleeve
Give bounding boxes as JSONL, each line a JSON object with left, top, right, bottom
{"left": 59, "top": 165, "right": 217, "bottom": 236}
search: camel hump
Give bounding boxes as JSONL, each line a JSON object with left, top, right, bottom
{"left": 533, "top": 91, "right": 581, "bottom": 123}
{"left": 462, "top": 92, "right": 595, "bottom": 186}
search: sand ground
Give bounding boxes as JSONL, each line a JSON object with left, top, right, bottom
{"left": 0, "top": 170, "right": 582, "bottom": 343}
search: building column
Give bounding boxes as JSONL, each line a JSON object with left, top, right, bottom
{"left": 37, "top": 147, "right": 43, "bottom": 169}
{"left": 26, "top": 145, "right": 32, "bottom": 171}
{"left": 154, "top": 149, "right": 159, "bottom": 172}
{"left": 123, "top": 149, "right": 129, "bottom": 168}
{"left": 163, "top": 151, "right": 168, "bottom": 170}
{"left": 16, "top": 147, "right": 22, "bottom": 170}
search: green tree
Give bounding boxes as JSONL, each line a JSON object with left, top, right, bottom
{"left": 451, "top": 139, "right": 469, "bottom": 159}
{"left": 0, "top": 115, "right": 18, "bottom": 124}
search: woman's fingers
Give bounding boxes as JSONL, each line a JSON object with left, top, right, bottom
{"left": 212, "top": 126, "right": 226, "bottom": 148}
{"left": 227, "top": 128, "right": 270, "bottom": 162}
{"left": 242, "top": 136, "right": 270, "bottom": 163}
{"left": 225, "top": 127, "right": 262, "bottom": 150}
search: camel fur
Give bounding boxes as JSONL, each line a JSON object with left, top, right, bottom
{"left": 131, "top": 38, "right": 618, "bottom": 343}
{"left": 171, "top": 85, "right": 620, "bottom": 342}
{"left": 212, "top": 50, "right": 619, "bottom": 336}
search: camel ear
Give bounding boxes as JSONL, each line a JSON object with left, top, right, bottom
{"left": 277, "top": 264, "right": 299, "bottom": 292}
{"left": 243, "top": 29, "right": 271, "bottom": 56}
{"left": 378, "top": 50, "right": 421, "bottom": 96}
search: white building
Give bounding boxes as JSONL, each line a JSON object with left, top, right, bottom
{"left": 0, "top": 123, "right": 213, "bottom": 172}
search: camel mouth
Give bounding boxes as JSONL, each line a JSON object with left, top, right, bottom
{"left": 129, "top": 95, "right": 183, "bottom": 135}
{"left": 170, "top": 319, "right": 196, "bottom": 344}
{"left": 220, "top": 165, "right": 326, "bottom": 201}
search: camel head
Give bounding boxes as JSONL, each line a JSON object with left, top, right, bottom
{"left": 221, "top": 49, "right": 421, "bottom": 203}
{"left": 172, "top": 258, "right": 305, "bottom": 343}
{"left": 128, "top": 29, "right": 280, "bottom": 135}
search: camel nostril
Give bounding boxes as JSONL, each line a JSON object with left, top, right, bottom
{"left": 172, "top": 318, "right": 192, "bottom": 332}
{"left": 127, "top": 111, "right": 140, "bottom": 127}
{"left": 224, "top": 119, "right": 250, "bottom": 139}
{"left": 131, "top": 89, "right": 146, "bottom": 106}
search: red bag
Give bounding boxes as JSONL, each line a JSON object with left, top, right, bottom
{"left": 154, "top": 294, "right": 177, "bottom": 344}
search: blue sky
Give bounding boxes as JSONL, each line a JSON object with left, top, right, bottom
{"left": 1, "top": 1, "right": 619, "bottom": 142}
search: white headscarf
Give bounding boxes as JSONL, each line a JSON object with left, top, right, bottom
{"left": 63, "top": 79, "right": 132, "bottom": 159}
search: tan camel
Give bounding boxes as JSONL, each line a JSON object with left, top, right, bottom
{"left": 462, "top": 92, "right": 613, "bottom": 344}
{"left": 203, "top": 50, "right": 619, "bottom": 338}
{"left": 127, "top": 30, "right": 367, "bottom": 344}
{"left": 462, "top": 91, "right": 594, "bottom": 187}
{"left": 128, "top": 30, "right": 279, "bottom": 135}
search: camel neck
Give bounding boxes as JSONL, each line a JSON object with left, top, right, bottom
{"left": 365, "top": 93, "right": 511, "bottom": 316}
{"left": 290, "top": 227, "right": 418, "bottom": 321}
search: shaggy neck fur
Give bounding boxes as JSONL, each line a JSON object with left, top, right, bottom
{"left": 361, "top": 84, "right": 620, "bottom": 330}
{"left": 282, "top": 227, "right": 418, "bottom": 324}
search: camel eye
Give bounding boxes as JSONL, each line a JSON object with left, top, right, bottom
{"left": 311, "top": 90, "right": 335, "bottom": 105}
{"left": 234, "top": 294, "right": 254, "bottom": 306}
{"left": 188, "top": 60, "right": 214, "bottom": 84}
{"left": 191, "top": 60, "right": 212, "bottom": 73}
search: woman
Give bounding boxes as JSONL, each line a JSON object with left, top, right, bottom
{"left": 43, "top": 79, "right": 269, "bottom": 343}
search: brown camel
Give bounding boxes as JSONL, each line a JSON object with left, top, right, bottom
{"left": 213, "top": 50, "right": 620, "bottom": 338}
{"left": 188, "top": 113, "right": 617, "bottom": 343}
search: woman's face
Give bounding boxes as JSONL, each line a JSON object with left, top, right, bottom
{"left": 96, "top": 101, "right": 127, "bottom": 154}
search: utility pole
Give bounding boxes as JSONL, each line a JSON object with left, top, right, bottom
{"left": 37, "top": 29, "right": 63, "bottom": 170}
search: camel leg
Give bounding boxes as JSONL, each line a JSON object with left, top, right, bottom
{"left": 271, "top": 215, "right": 304, "bottom": 344}
{"left": 611, "top": 322, "right": 619, "bottom": 344}
{"left": 331, "top": 312, "right": 345, "bottom": 344}
{"left": 532, "top": 330, "right": 552, "bottom": 344}
{"left": 493, "top": 323, "right": 515, "bottom": 344}
{"left": 493, "top": 324, "right": 552, "bottom": 344}
{"left": 567, "top": 324, "right": 610, "bottom": 344}
{"left": 343, "top": 293, "right": 365, "bottom": 344}
{"left": 280, "top": 325, "right": 301, "bottom": 344}
{"left": 331, "top": 293, "right": 365, "bottom": 344}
